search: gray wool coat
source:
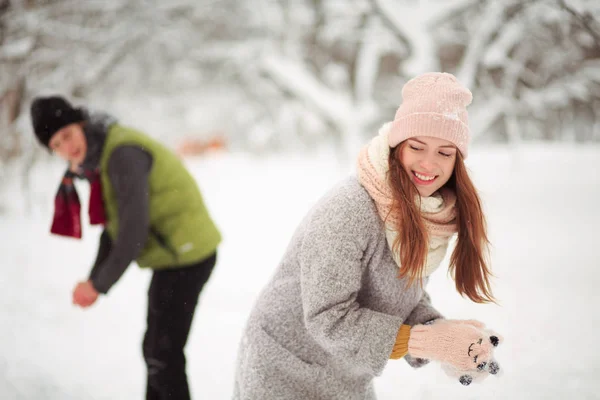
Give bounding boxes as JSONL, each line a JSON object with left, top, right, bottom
{"left": 233, "top": 177, "right": 445, "bottom": 400}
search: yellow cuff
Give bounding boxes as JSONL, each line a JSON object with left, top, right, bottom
{"left": 390, "top": 324, "right": 411, "bottom": 360}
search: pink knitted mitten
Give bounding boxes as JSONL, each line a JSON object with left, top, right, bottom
{"left": 408, "top": 319, "right": 502, "bottom": 385}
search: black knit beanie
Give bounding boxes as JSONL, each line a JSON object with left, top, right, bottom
{"left": 30, "top": 96, "right": 85, "bottom": 147}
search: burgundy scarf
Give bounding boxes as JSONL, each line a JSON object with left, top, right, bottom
{"left": 50, "top": 168, "right": 106, "bottom": 238}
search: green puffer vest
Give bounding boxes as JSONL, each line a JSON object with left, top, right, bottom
{"left": 100, "top": 125, "right": 221, "bottom": 269}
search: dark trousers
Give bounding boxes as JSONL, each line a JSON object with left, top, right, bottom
{"left": 143, "top": 252, "right": 217, "bottom": 400}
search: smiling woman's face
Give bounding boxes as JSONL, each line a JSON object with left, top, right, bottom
{"left": 48, "top": 123, "right": 87, "bottom": 166}
{"left": 398, "top": 136, "right": 457, "bottom": 197}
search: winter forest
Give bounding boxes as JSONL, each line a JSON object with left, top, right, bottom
{"left": 1, "top": 0, "right": 600, "bottom": 399}
{"left": 3, "top": 0, "right": 600, "bottom": 165}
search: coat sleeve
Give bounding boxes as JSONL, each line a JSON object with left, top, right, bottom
{"left": 402, "top": 290, "right": 444, "bottom": 368}
{"left": 298, "top": 191, "right": 404, "bottom": 377}
{"left": 403, "top": 291, "right": 444, "bottom": 327}
{"left": 88, "top": 229, "right": 112, "bottom": 282}
{"left": 90, "top": 145, "right": 152, "bottom": 294}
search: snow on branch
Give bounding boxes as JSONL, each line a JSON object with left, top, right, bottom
{"left": 469, "top": 94, "right": 511, "bottom": 139}
{"left": 368, "top": 0, "right": 438, "bottom": 74}
{"left": 425, "top": 0, "right": 481, "bottom": 29}
{"left": 260, "top": 55, "right": 353, "bottom": 125}
{"left": 76, "top": 31, "right": 148, "bottom": 95}
{"left": 456, "top": 1, "right": 522, "bottom": 89}
{"left": 557, "top": 0, "right": 600, "bottom": 49}
{"left": 0, "top": 38, "right": 35, "bottom": 61}
{"left": 481, "top": 18, "right": 525, "bottom": 68}
{"left": 367, "top": 0, "right": 411, "bottom": 56}
{"left": 519, "top": 59, "right": 600, "bottom": 113}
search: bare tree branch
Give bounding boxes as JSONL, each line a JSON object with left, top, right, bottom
{"left": 557, "top": 0, "right": 600, "bottom": 50}
{"left": 367, "top": 0, "right": 412, "bottom": 58}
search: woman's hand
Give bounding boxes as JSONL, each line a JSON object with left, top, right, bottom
{"left": 408, "top": 319, "right": 502, "bottom": 385}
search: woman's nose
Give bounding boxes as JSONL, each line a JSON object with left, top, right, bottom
{"left": 418, "top": 155, "right": 436, "bottom": 171}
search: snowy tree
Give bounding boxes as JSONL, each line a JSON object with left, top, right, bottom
{"left": 219, "top": 0, "right": 600, "bottom": 155}
{"left": 3, "top": 0, "right": 599, "bottom": 154}
{"left": 428, "top": 0, "right": 600, "bottom": 143}
{"left": 1, "top": 0, "right": 599, "bottom": 211}
{"left": 0, "top": 0, "right": 256, "bottom": 211}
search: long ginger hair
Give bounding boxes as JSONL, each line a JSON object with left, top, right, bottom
{"left": 387, "top": 142, "right": 495, "bottom": 304}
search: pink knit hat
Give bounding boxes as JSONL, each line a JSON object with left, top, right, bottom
{"left": 388, "top": 72, "right": 473, "bottom": 158}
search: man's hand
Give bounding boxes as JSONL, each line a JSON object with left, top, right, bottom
{"left": 72, "top": 280, "right": 99, "bottom": 308}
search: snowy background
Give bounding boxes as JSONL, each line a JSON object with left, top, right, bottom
{"left": 1, "top": 0, "right": 600, "bottom": 399}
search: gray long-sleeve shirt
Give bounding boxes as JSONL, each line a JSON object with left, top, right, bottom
{"left": 88, "top": 145, "right": 153, "bottom": 294}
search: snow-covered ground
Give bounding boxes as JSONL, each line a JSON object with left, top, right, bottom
{"left": 1, "top": 143, "right": 599, "bottom": 399}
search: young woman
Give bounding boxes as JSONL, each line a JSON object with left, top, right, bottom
{"left": 233, "top": 72, "right": 502, "bottom": 399}
{"left": 30, "top": 96, "right": 222, "bottom": 400}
